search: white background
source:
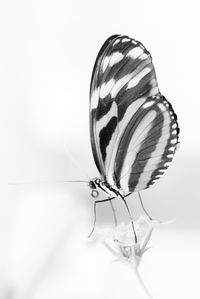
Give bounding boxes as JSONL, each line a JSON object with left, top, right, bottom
{"left": 0, "top": 0, "right": 200, "bottom": 298}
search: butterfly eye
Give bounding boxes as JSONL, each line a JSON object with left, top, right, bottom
{"left": 91, "top": 190, "right": 99, "bottom": 198}
{"left": 89, "top": 181, "right": 96, "bottom": 189}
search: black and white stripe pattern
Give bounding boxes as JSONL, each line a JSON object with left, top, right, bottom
{"left": 90, "top": 35, "right": 179, "bottom": 195}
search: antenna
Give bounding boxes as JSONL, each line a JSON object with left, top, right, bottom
{"left": 8, "top": 179, "right": 89, "bottom": 186}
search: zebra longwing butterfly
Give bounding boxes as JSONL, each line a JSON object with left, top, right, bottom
{"left": 89, "top": 35, "right": 179, "bottom": 201}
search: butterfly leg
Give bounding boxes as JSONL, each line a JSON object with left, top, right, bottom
{"left": 88, "top": 197, "right": 115, "bottom": 238}
{"left": 109, "top": 201, "right": 117, "bottom": 226}
{"left": 121, "top": 197, "right": 137, "bottom": 244}
{"left": 137, "top": 192, "right": 152, "bottom": 220}
{"left": 88, "top": 201, "right": 97, "bottom": 238}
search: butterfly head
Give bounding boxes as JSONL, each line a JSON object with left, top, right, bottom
{"left": 89, "top": 178, "right": 101, "bottom": 198}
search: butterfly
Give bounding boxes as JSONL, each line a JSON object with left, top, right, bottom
{"left": 88, "top": 35, "right": 179, "bottom": 238}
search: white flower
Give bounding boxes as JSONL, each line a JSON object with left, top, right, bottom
{"left": 103, "top": 215, "right": 175, "bottom": 268}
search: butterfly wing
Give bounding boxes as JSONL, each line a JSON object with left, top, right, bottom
{"left": 90, "top": 35, "right": 120, "bottom": 177}
{"left": 116, "top": 94, "right": 179, "bottom": 192}
{"left": 89, "top": 35, "right": 179, "bottom": 193}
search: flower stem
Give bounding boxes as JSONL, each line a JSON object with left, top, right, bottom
{"left": 133, "top": 267, "right": 154, "bottom": 299}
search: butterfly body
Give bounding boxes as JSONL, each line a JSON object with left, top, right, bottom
{"left": 89, "top": 35, "right": 179, "bottom": 198}
{"left": 89, "top": 177, "right": 125, "bottom": 200}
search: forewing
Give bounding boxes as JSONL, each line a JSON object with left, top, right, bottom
{"left": 89, "top": 35, "right": 159, "bottom": 183}
{"left": 90, "top": 35, "right": 119, "bottom": 178}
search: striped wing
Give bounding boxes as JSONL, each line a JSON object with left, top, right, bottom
{"left": 89, "top": 35, "right": 179, "bottom": 194}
